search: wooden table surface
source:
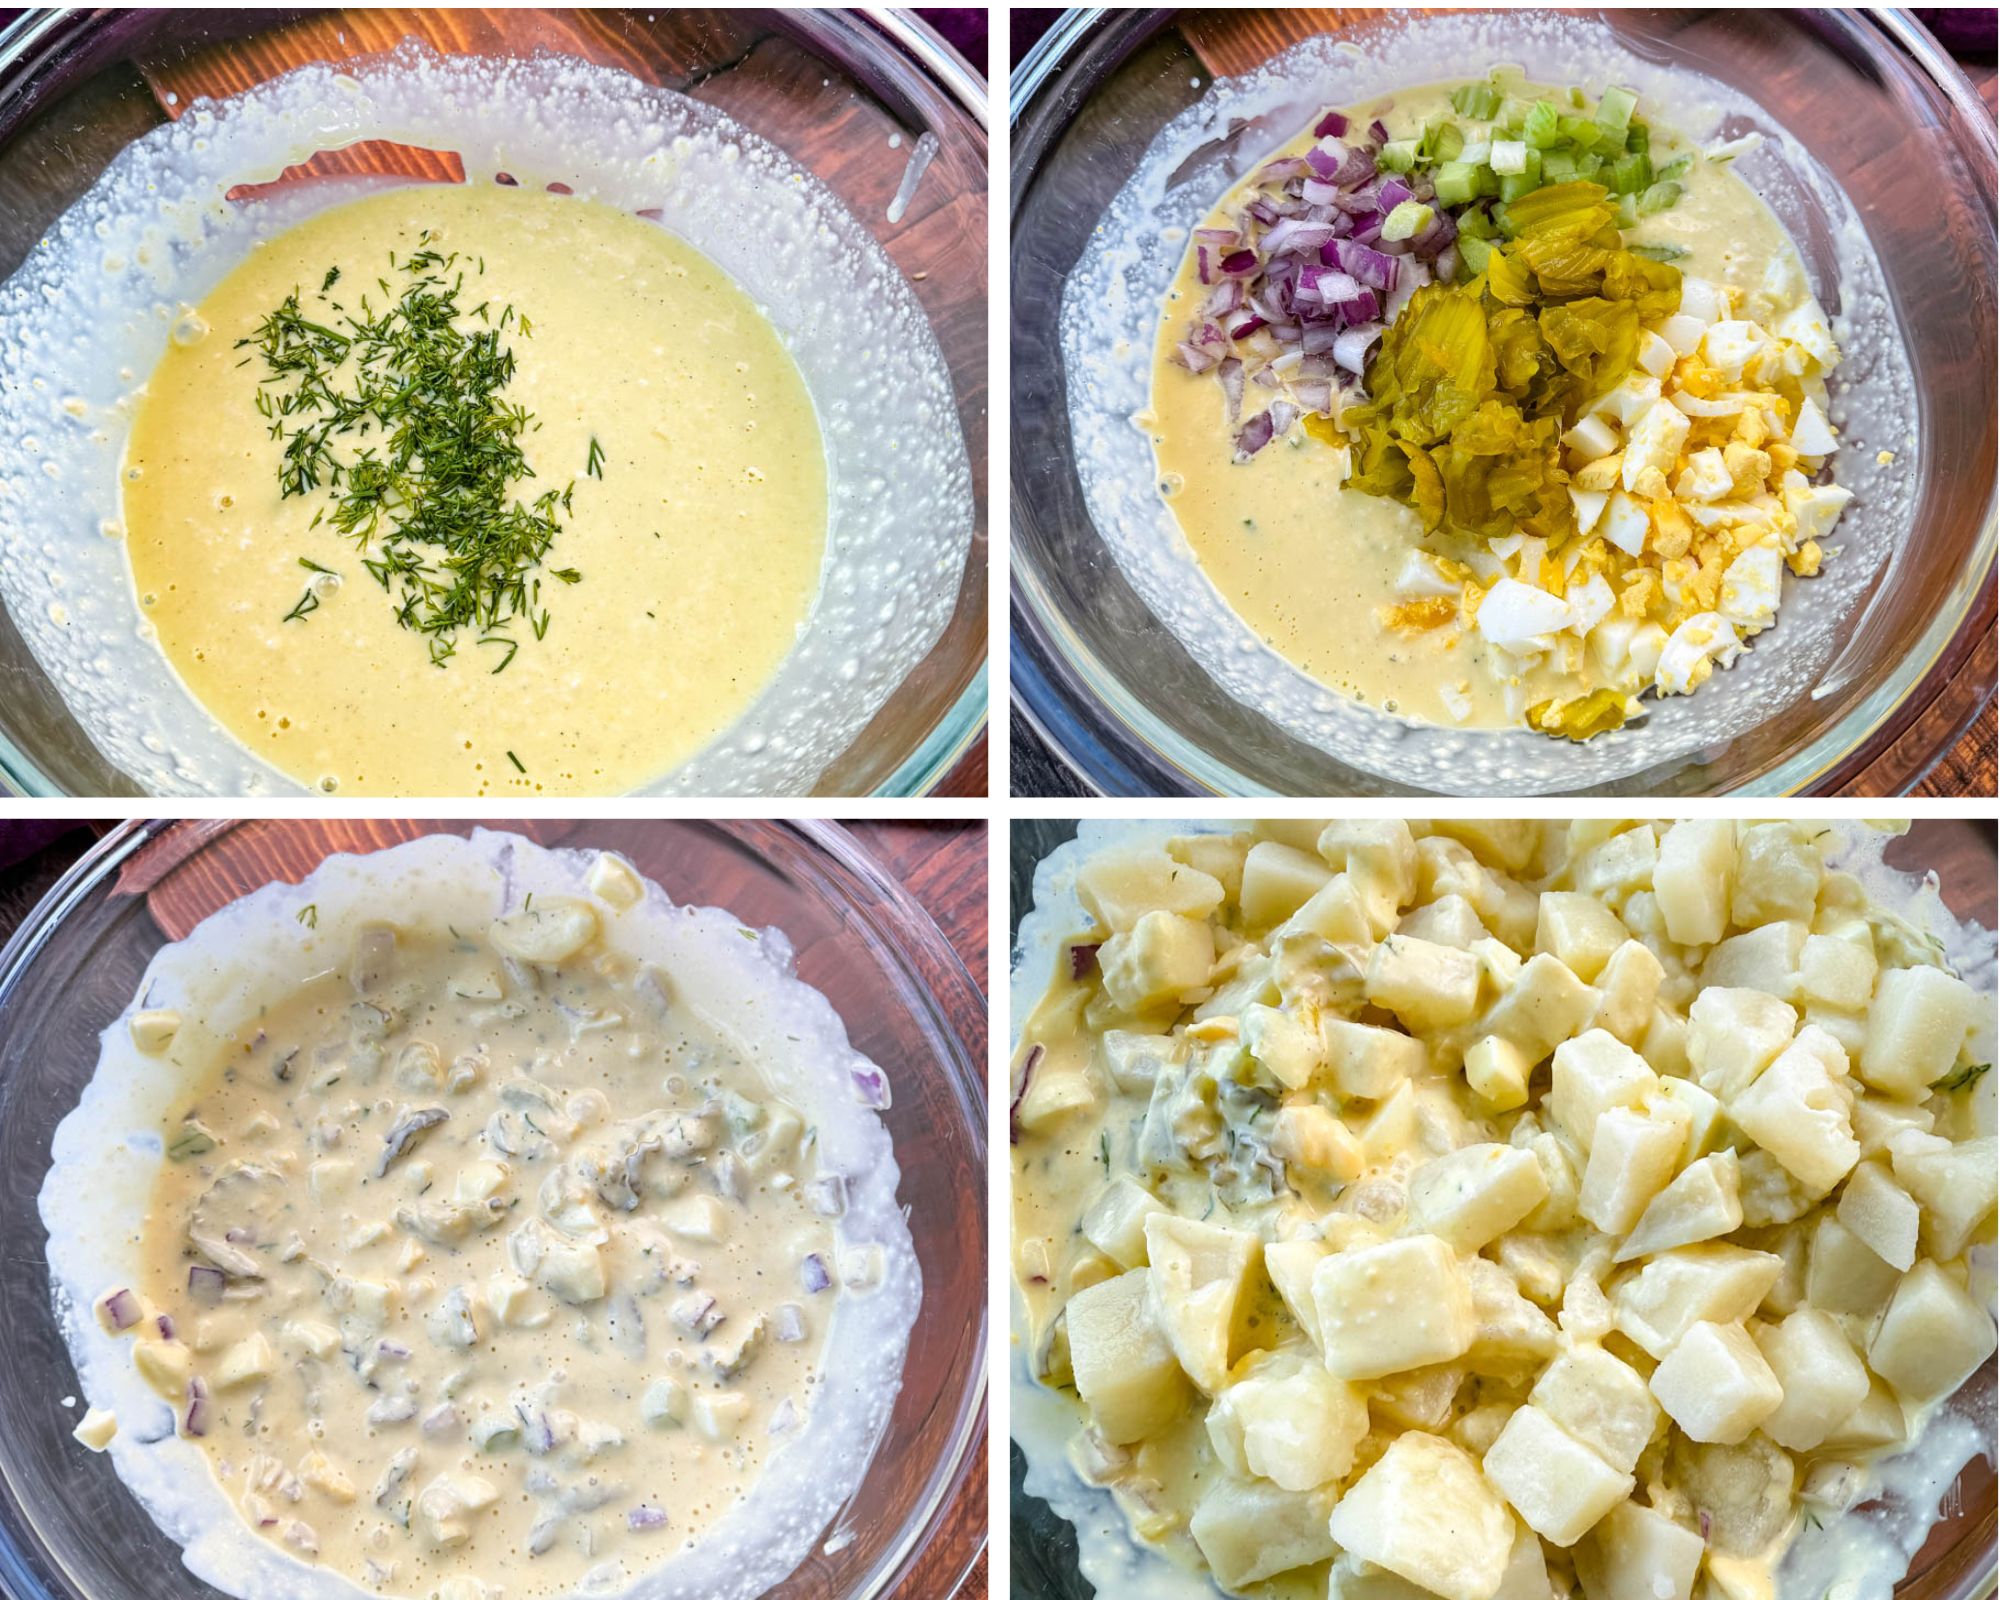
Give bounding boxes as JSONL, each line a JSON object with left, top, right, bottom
{"left": 0, "top": 817, "right": 988, "bottom": 1600}
{"left": 1010, "top": 9, "right": 1996, "bottom": 799}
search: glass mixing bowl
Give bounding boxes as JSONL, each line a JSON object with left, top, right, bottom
{"left": 0, "top": 819, "right": 987, "bottom": 1599}
{"left": 1007, "top": 816, "right": 1997, "bottom": 1600}
{"left": 0, "top": 8, "right": 987, "bottom": 797}
{"left": 1011, "top": 8, "right": 1996, "bottom": 796}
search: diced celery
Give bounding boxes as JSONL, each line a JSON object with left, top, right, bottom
{"left": 1541, "top": 149, "right": 1578, "bottom": 184}
{"left": 1455, "top": 206, "right": 1496, "bottom": 239}
{"left": 1490, "top": 139, "right": 1530, "bottom": 176}
{"left": 1427, "top": 121, "right": 1465, "bottom": 163}
{"left": 1522, "top": 100, "right": 1561, "bottom": 149}
{"left": 1636, "top": 180, "right": 1683, "bottom": 216}
{"left": 1432, "top": 160, "right": 1483, "bottom": 207}
{"left": 1497, "top": 96, "right": 1533, "bottom": 134}
{"left": 1626, "top": 121, "right": 1651, "bottom": 154}
{"left": 1451, "top": 82, "right": 1502, "bottom": 120}
{"left": 1380, "top": 199, "right": 1436, "bottom": 242}
{"left": 1597, "top": 85, "right": 1639, "bottom": 132}
{"left": 1613, "top": 192, "right": 1639, "bottom": 228}
{"left": 1499, "top": 167, "right": 1542, "bottom": 203}
{"left": 1656, "top": 153, "right": 1693, "bottom": 182}
{"left": 1610, "top": 151, "right": 1653, "bottom": 195}
{"left": 1576, "top": 152, "right": 1606, "bottom": 181}
{"left": 1377, "top": 139, "right": 1420, "bottom": 174}
{"left": 1458, "top": 234, "right": 1494, "bottom": 275}
{"left": 1559, "top": 114, "right": 1602, "bottom": 148}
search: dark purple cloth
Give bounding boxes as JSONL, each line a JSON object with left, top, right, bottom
{"left": 915, "top": 7, "right": 986, "bottom": 69}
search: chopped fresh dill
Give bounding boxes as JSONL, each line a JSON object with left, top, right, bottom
{"left": 240, "top": 235, "right": 586, "bottom": 670}
{"left": 320, "top": 266, "right": 340, "bottom": 293}
{"left": 585, "top": 435, "right": 605, "bottom": 479}
{"left": 295, "top": 903, "right": 318, "bottom": 928}
{"left": 506, "top": 750, "right": 526, "bottom": 774}
{"left": 1933, "top": 1060, "right": 1993, "bottom": 1093}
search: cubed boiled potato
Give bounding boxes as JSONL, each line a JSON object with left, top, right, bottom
{"left": 1013, "top": 1058, "right": 1101, "bottom": 1134}
{"left": 1211, "top": 1357, "right": 1369, "bottom": 1490}
{"left": 1821, "top": 1374, "right": 1906, "bottom": 1453}
{"left": 1615, "top": 1149, "right": 1743, "bottom": 1261}
{"left": 1406, "top": 1143, "right": 1550, "bottom": 1252}
{"left": 1577, "top": 1499, "right": 1705, "bottom": 1600}
{"left": 1464, "top": 1035, "right": 1533, "bottom": 1111}
{"left": 1366, "top": 936, "right": 1482, "bottom": 1032}
{"left": 1429, "top": 820, "right": 1540, "bottom": 875}
{"left": 1611, "top": 1244, "right": 1784, "bottom": 1359}
{"left": 1799, "top": 932, "right": 1876, "bottom": 1012}
{"left": 1462, "top": 1256, "right": 1558, "bottom": 1374}
{"left": 1313, "top": 1235, "right": 1474, "bottom": 1380}
{"left": 1482, "top": 1403, "right": 1634, "bottom": 1545}
{"left": 1703, "top": 921, "right": 1806, "bottom": 1001}
{"left": 1239, "top": 842, "right": 1334, "bottom": 929}
{"left": 1530, "top": 1343, "right": 1659, "bottom": 1472}
{"left": 1080, "top": 1177, "right": 1170, "bottom": 1270}
{"left": 1064, "top": 1269, "right": 1192, "bottom": 1442}
{"left": 1549, "top": 1030, "right": 1658, "bottom": 1152}
{"left": 1330, "top": 1433, "right": 1516, "bottom": 1600}
{"left": 1270, "top": 1103, "right": 1364, "bottom": 1182}
{"left": 1835, "top": 1160, "right": 1919, "bottom": 1270}
{"left": 1400, "top": 894, "right": 1488, "bottom": 951}
{"left": 1851, "top": 1095, "right": 1934, "bottom": 1159}
{"left": 1868, "top": 1259, "right": 1997, "bottom": 1402}
{"left": 1190, "top": 1474, "right": 1338, "bottom": 1588}
{"left": 1359, "top": 1082, "right": 1423, "bottom": 1167}
{"left": 1753, "top": 1307, "right": 1870, "bottom": 1451}
{"left": 1729, "top": 823, "right": 1822, "bottom": 928}
{"left": 1097, "top": 1029, "right": 1181, "bottom": 1097}
{"left": 1077, "top": 845, "right": 1225, "bottom": 933}
{"left": 1860, "top": 965, "right": 1978, "bottom": 1100}
{"left": 1143, "top": 1213, "right": 1258, "bottom": 1393}
{"left": 1240, "top": 1003, "right": 1325, "bottom": 1091}
{"left": 1167, "top": 832, "right": 1250, "bottom": 902}
{"left": 1803, "top": 1214, "right": 1902, "bottom": 1319}
{"left": 1262, "top": 1237, "right": 1329, "bottom": 1350}
{"left": 1592, "top": 941, "right": 1666, "bottom": 1046}
{"left": 1575, "top": 826, "right": 1660, "bottom": 899}
{"left": 1640, "top": 1005, "right": 1690, "bottom": 1079}
{"left": 1655, "top": 820, "right": 1737, "bottom": 946}
{"left": 1578, "top": 1098, "right": 1692, "bottom": 1236}
{"left": 1889, "top": 1132, "right": 1999, "bottom": 1259}
{"left": 1686, "top": 987, "right": 1796, "bottom": 1100}
{"left": 1370, "top": 1360, "right": 1466, "bottom": 1431}
{"left": 1320, "top": 821, "right": 1421, "bottom": 934}
{"left": 1098, "top": 912, "right": 1214, "bottom": 1014}
{"left": 213, "top": 1332, "right": 277, "bottom": 1390}
{"left": 1656, "top": 1076, "right": 1723, "bottom": 1163}
{"left": 1649, "top": 1320, "right": 1783, "bottom": 1443}
{"left": 1277, "top": 874, "right": 1373, "bottom": 946}
{"left": 1480, "top": 954, "right": 1600, "bottom": 1062}
{"left": 1728, "top": 1024, "right": 1860, "bottom": 1192}
{"left": 1492, "top": 1233, "right": 1569, "bottom": 1307}
{"left": 1536, "top": 893, "right": 1630, "bottom": 984}
{"left": 1518, "top": 1129, "right": 1581, "bottom": 1232}
{"left": 1323, "top": 1017, "right": 1426, "bottom": 1100}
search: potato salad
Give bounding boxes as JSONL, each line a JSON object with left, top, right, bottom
{"left": 1011, "top": 821, "right": 1997, "bottom": 1600}
{"left": 91, "top": 865, "right": 856, "bottom": 1599}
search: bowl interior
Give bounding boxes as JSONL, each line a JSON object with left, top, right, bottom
{"left": 0, "top": 8, "right": 987, "bottom": 797}
{"left": 1011, "top": 8, "right": 1996, "bottom": 796}
{"left": 0, "top": 819, "right": 986, "bottom": 1599}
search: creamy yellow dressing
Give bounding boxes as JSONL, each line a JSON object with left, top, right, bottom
{"left": 123, "top": 183, "right": 827, "bottom": 796}
{"left": 107, "top": 895, "right": 845, "bottom": 1598}
{"left": 1145, "top": 86, "right": 1804, "bottom": 730}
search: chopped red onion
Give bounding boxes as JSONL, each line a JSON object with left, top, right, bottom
{"left": 100, "top": 1288, "right": 141, "bottom": 1331}
{"left": 1218, "top": 357, "right": 1246, "bottom": 421}
{"left": 377, "top": 1339, "right": 412, "bottom": 1360}
{"left": 801, "top": 1253, "right": 832, "bottom": 1294}
{"left": 773, "top": 1303, "right": 807, "bottom": 1343}
{"left": 1194, "top": 226, "right": 1240, "bottom": 249}
{"left": 156, "top": 1315, "right": 175, "bottom": 1341}
{"left": 1233, "top": 410, "right": 1277, "bottom": 462}
{"left": 1268, "top": 399, "right": 1300, "bottom": 438}
{"left": 1333, "top": 326, "right": 1384, "bottom": 376}
{"left": 1377, "top": 177, "right": 1413, "bottom": 211}
{"left": 1333, "top": 240, "right": 1399, "bottom": 292}
{"left": 1293, "top": 379, "right": 1335, "bottom": 416}
{"left": 1068, "top": 943, "right": 1101, "bottom": 979}
{"left": 187, "top": 1265, "right": 225, "bottom": 1305}
{"left": 1370, "top": 118, "right": 1391, "bottom": 144}
{"left": 629, "top": 1506, "right": 669, "bottom": 1532}
{"left": 1008, "top": 1044, "right": 1042, "bottom": 1145}
{"left": 1219, "top": 249, "right": 1259, "bottom": 277}
{"left": 184, "top": 1377, "right": 210, "bottom": 1437}
{"left": 1314, "top": 110, "right": 1349, "bottom": 138}
{"left": 849, "top": 1065, "right": 891, "bottom": 1110}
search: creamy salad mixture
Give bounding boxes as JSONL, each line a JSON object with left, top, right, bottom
{"left": 1150, "top": 75, "right": 1855, "bottom": 741}
{"left": 47, "top": 833, "right": 919, "bottom": 1600}
{"left": 1011, "top": 821, "right": 1996, "bottom": 1600}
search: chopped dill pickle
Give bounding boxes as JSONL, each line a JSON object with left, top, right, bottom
{"left": 1527, "top": 689, "right": 1631, "bottom": 741}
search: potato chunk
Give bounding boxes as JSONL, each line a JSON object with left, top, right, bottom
{"left": 1329, "top": 1433, "right": 1515, "bottom": 1600}
{"left": 1859, "top": 965, "right": 1978, "bottom": 1100}
{"left": 1190, "top": 1475, "right": 1338, "bottom": 1589}
{"left": 1536, "top": 893, "right": 1629, "bottom": 983}
{"left": 1549, "top": 1029, "right": 1658, "bottom": 1152}
{"left": 1611, "top": 1243, "right": 1783, "bottom": 1359}
{"left": 1685, "top": 987, "right": 1795, "bottom": 1100}
{"left": 1654, "top": 820, "right": 1736, "bottom": 945}
{"left": 1834, "top": 1160, "right": 1919, "bottom": 1271}
{"left": 1079, "top": 1176, "right": 1168, "bottom": 1270}
{"left": 1366, "top": 936, "right": 1482, "bottom": 1031}
{"left": 1239, "top": 841, "right": 1333, "bottom": 928}
{"left": 1615, "top": 1150, "right": 1742, "bottom": 1262}
{"left": 1323, "top": 1018, "right": 1426, "bottom": 1100}
{"left": 1530, "top": 1344, "right": 1659, "bottom": 1472}
{"left": 1727, "top": 1024, "right": 1859, "bottom": 1192}
{"left": 1209, "top": 1356, "right": 1368, "bottom": 1491}
{"left": 1077, "top": 845, "right": 1225, "bottom": 933}
{"left": 1578, "top": 1098, "right": 1691, "bottom": 1236}
{"left": 1240, "top": 1003, "right": 1324, "bottom": 1091}
{"left": 1753, "top": 1307, "right": 1870, "bottom": 1451}
{"left": 1064, "top": 1269, "right": 1191, "bottom": 1442}
{"left": 1481, "top": 1403, "right": 1633, "bottom": 1545}
{"left": 1803, "top": 1214, "right": 1901, "bottom": 1319}
{"left": 1143, "top": 1213, "right": 1258, "bottom": 1392}
{"left": 1313, "top": 1235, "right": 1474, "bottom": 1380}
{"left": 1098, "top": 912, "right": 1213, "bottom": 1013}
{"left": 1649, "top": 1320, "right": 1782, "bottom": 1444}
{"left": 1868, "top": 1259, "right": 1997, "bottom": 1402}
{"left": 1406, "top": 1143, "right": 1550, "bottom": 1252}
{"left": 1480, "top": 953, "right": 1601, "bottom": 1062}
{"left": 1578, "top": 1499, "right": 1705, "bottom": 1600}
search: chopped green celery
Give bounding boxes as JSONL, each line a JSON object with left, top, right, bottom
{"left": 1456, "top": 206, "right": 1496, "bottom": 239}
{"left": 1490, "top": 139, "right": 1530, "bottom": 176}
{"left": 1381, "top": 199, "right": 1436, "bottom": 241}
{"left": 1629, "top": 241, "right": 1689, "bottom": 263}
{"left": 1496, "top": 96, "right": 1534, "bottom": 134}
{"left": 1451, "top": 81, "right": 1502, "bottom": 120}
{"left": 1541, "top": 149, "right": 1578, "bottom": 183}
{"left": 1626, "top": 122, "right": 1650, "bottom": 154}
{"left": 1597, "top": 85, "right": 1639, "bottom": 132}
{"left": 1656, "top": 152, "right": 1693, "bottom": 182}
{"left": 1613, "top": 193, "right": 1639, "bottom": 228}
{"left": 1433, "top": 160, "right": 1483, "bottom": 207}
{"left": 1610, "top": 151, "right": 1653, "bottom": 195}
{"left": 1500, "top": 168, "right": 1542, "bottom": 203}
{"left": 1558, "top": 113, "right": 1603, "bottom": 149}
{"left": 1378, "top": 138, "right": 1421, "bottom": 174}
{"left": 1637, "top": 180, "right": 1683, "bottom": 216}
{"left": 1566, "top": 86, "right": 1587, "bottom": 110}
{"left": 1522, "top": 100, "right": 1562, "bottom": 149}
{"left": 1576, "top": 151, "right": 1606, "bottom": 181}
{"left": 1458, "top": 234, "right": 1495, "bottom": 274}
{"left": 1426, "top": 120, "right": 1465, "bottom": 163}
